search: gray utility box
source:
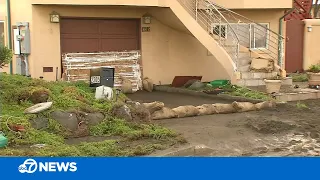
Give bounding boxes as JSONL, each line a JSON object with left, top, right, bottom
{"left": 90, "top": 68, "right": 115, "bottom": 88}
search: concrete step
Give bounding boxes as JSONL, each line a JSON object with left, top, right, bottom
{"left": 238, "top": 60, "right": 251, "bottom": 66}
{"left": 238, "top": 52, "right": 250, "bottom": 59}
{"left": 240, "top": 72, "right": 278, "bottom": 80}
{"left": 238, "top": 65, "right": 251, "bottom": 72}
{"left": 236, "top": 77, "right": 293, "bottom": 87}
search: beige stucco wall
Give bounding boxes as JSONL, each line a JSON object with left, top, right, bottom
{"left": 303, "top": 19, "right": 320, "bottom": 70}
{"left": 30, "top": 5, "right": 234, "bottom": 83}
{"left": 6, "top": 0, "right": 287, "bottom": 84}
{"left": 212, "top": 0, "right": 292, "bottom": 9}
{"left": 30, "top": 0, "right": 293, "bottom": 9}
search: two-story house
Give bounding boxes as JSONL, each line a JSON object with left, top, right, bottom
{"left": 1, "top": 0, "right": 292, "bottom": 89}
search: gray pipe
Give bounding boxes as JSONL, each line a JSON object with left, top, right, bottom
{"left": 6, "top": 0, "right": 12, "bottom": 74}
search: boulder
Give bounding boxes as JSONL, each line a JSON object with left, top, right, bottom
{"left": 131, "top": 104, "right": 152, "bottom": 123}
{"left": 232, "top": 102, "right": 256, "bottom": 112}
{"left": 50, "top": 111, "right": 79, "bottom": 131}
{"left": 196, "top": 104, "right": 218, "bottom": 116}
{"left": 29, "top": 117, "right": 49, "bottom": 130}
{"left": 73, "top": 121, "right": 89, "bottom": 138}
{"left": 172, "top": 105, "right": 200, "bottom": 118}
{"left": 213, "top": 103, "right": 237, "bottom": 114}
{"left": 95, "top": 86, "right": 113, "bottom": 100}
{"left": 143, "top": 101, "right": 165, "bottom": 114}
{"left": 24, "top": 102, "right": 53, "bottom": 114}
{"left": 188, "top": 80, "right": 205, "bottom": 90}
{"left": 112, "top": 105, "right": 132, "bottom": 122}
{"left": 120, "top": 76, "right": 133, "bottom": 94}
{"left": 250, "top": 58, "right": 274, "bottom": 72}
{"left": 143, "top": 77, "right": 154, "bottom": 92}
{"left": 255, "top": 101, "right": 276, "bottom": 110}
{"left": 29, "top": 89, "right": 50, "bottom": 104}
{"left": 151, "top": 107, "right": 178, "bottom": 120}
{"left": 85, "top": 113, "right": 105, "bottom": 126}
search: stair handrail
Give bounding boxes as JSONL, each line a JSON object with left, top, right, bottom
{"left": 177, "top": 0, "right": 241, "bottom": 71}
{"left": 209, "top": 1, "right": 285, "bottom": 40}
{"left": 206, "top": 1, "right": 285, "bottom": 69}
{"left": 204, "top": 1, "right": 240, "bottom": 42}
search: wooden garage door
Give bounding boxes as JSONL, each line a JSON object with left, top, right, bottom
{"left": 60, "top": 19, "right": 140, "bottom": 53}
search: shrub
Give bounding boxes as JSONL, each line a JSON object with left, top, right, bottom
{"left": 308, "top": 64, "right": 320, "bottom": 73}
{"left": 0, "top": 45, "right": 12, "bottom": 68}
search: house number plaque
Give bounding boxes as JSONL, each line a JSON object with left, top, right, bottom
{"left": 142, "top": 27, "right": 151, "bottom": 32}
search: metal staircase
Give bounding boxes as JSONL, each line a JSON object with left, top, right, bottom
{"left": 177, "top": 0, "right": 285, "bottom": 73}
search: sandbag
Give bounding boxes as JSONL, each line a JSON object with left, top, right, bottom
{"left": 188, "top": 80, "right": 205, "bottom": 90}
{"left": 196, "top": 104, "right": 218, "bottom": 116}
{"left": 232, "top": 102, "right": 256, "bottom": 112}
{"left": 143, "top": 77, "right": 154, "bottom": 92}
{"left": 151, "top": 107, "right": 178, "bottom": 120}
{"left": 143, "top": 101, "right": 165, "bottom": 114}
{"left": 120, "top": 76, "right": 133, "bottom": 94}
{"left": 213, "top": 103, "right": 237, "bottom": 114}
{"left": 255, "top": 101, "right": 276, "bottom": 110}
{"left": 172, "top": 105, "right": 200, "bottom": 118}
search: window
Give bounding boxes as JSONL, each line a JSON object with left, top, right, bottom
{"left": 214, "top": 23, "right": 269, "bottom": 49}
{"left": 250, "top": 23, "right": 269, "bottom": 49}
{"left": 211, "top": 24, "right": 227, "bottom": 39}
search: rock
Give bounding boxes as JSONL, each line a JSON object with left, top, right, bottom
{"left": 255, "top": 101, "right": 277, "bottom": 110}
{"left": 196, "top": 104, "right": 218, "bottom": 115}
{"left": 143, "top": 77, "right": 154, "bottom": 92}
{"left": 73, "top": 121, "right": 89, "bottom": 138}
{"left": 50, "top": 111, "right": 79, "bottom": 131}
{"left": 232, "top": 102, "right": 256, "bottom": 112}
{"left": 188, "top": 80, "right": 205, "bottom": 90}
{"left": 95, "top": 86, "right": 113, "bottom": 100}
{"left": 112, "top": 105, "right": 132, "bottom": 122}
{"left": 184, "top": 79, "right": 198, "bottom": 88}
{"left": 131, "top": 104, "right": 151, "bottom": 123}
{"left": 29, "top": 117, "right": 49, "bottom": 130}
{"left": 120, "top": 76, "right": 133, "bottom": 94}
{"left": 30, "top": 144, "right": 46, "bottom": 149}
{"left": 151, "top": 107, "right": 178, "bottom": 120}
{"left": 213, "top": 103, "right": 237, "bottom": 114}
{"left": 29, "top": 89, "right": 50, "bottom": 104}
{"left": 24, "top": 102, "right": 53, "bottom": 114}
{"left": 143, "top": 101, "right": 165, "bottom": 114}
{"left": 172, "top": 105, "right": 200, "bottom": 118}
{"left": 85, "top": 113, "right": 105, "bottom": 126}
{"left": 250, "top": 58, "right": 274, "bottom": 72}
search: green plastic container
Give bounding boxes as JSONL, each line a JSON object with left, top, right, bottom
{"left": 210, "top": 80, "right": 230, "bottom": 88}
{"left": 0, "top": 132, "right": 8, "bottom": 148}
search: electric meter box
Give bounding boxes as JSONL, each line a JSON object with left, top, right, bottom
{"left": 90, "top": 68, "right": 115, "bottom": 88}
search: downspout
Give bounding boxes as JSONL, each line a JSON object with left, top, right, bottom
{"left": 6, "top": 0, "right": 12, "bottom": 74}
{"left": 278, "top": 8, "right": 295, "bottom": 68}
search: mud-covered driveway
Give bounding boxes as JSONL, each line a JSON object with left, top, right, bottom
{"left": 128, "top": 91, "right": 320, "bottom": 156}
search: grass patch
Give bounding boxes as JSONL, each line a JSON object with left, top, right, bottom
{"left": 186, "top": 83, "right": 271, "bottom": 101}
{"left": 226, "top": 86, "right": 271, "bottom": 101}
{"left": 0, "top": 73, "right": 185, "bottom": 156}
{"left": 296, "top": 101, "right": 309, "bottom": 109}
{"left": 290, "top": 73, "right": 308, "bottom": 82}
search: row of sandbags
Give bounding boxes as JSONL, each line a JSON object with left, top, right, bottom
{"left": 150, "top": 101, "right": 276, "bottom": 120}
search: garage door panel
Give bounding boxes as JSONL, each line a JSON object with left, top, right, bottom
{"left": 61, "top": 19, "right": 140, "bottom": 53}
{"left": 61, "top": 34, "right": 100, "bottom": 39}
{"left": 100, "top": 20, "right": 138, "bottom": 35}
{"left": 100, "top": 38, "right": 139, "bottom": 51}
{"left": 61, "top": 19, "right": 100, "bottom": 34}
{"left": 62, "top": 39, "right": 100, "bottom": 53}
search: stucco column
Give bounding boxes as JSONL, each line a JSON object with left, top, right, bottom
{"left": 303, "top": 19, "right": 320, "bottom": 70}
